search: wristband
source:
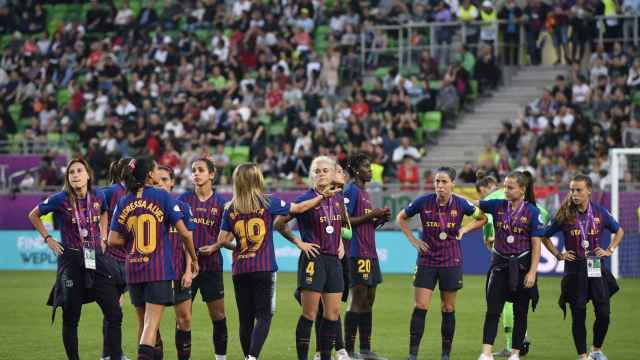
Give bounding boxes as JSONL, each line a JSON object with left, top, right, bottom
{"left": 555, "top": 253, "right": 562, "bottom": 260}
{"left": 43, "top": 234, "right": 52, "bottom": 243}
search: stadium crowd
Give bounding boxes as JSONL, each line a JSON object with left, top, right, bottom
{"left": 0, "top": 0, "right": 639, "bottom": 192}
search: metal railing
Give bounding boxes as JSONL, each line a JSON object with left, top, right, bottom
{"left": 359, "top": 15, "right": 640, "bottom": 76}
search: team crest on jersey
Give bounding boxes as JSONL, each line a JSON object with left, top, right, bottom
{"left": 93, "top": 202, "right": 100, "bottom": 210}
{"left": 594, "top": 217, "right": 601, "bottom": 224}
{"left": 344, "top": 198, "right": 350, "bottom": 204}
{"left": 257, "top": 209, "right": 265, "bottom": 216}
{"left": 173, "top": 205, "right": 181, "bottom": 212}
{"left": 450, "top": 209, "right": 458, "bottom": 217}
{"left": 211, "top": 208, "right": 218, "bottom": 215}
{"left": 281, "top": 200, "right": 287, "bottom": 207}
{"left": 520, "top": 216, "right": 528, "bottom": 222}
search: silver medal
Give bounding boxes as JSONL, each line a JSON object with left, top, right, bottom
{"left": 582, "top": 240, "right": 590, "bottom": 249}
{"left": 325, "top": 225, "right": 334, "bottom": 234}
{"left": 506, "top": 235, "right": 515, "bottom": 244}
{"left": 80, "top": 228, "right": 88, "bottom": 238}
{"left": 439, "top": 232, "right": 448, "bottom": 240}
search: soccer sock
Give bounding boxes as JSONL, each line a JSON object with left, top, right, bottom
{"left": 314, "top": 316, "right": 324, "bottom": 353}
{"left": 296, "top": 315, "right": 314, "bottom": 360}
{"left": 153, "top": 330, "right": 163, "bottom": 360}
{"left": 345, "top": 311, "right": 360, "bottom": 353}
{"left": 409, "top": 308, "right": 427, "bottom": 356}
{"left": 138, "top": 344, "right": 155, "bottom": 360}
{"left": 335, "top": 315, "right": 345, "bottom": 350}
{"left": 175, "top": 329, "right": 191, "bottom": 360}
{"left": 441, "top": 311, "right": 456, "bottom": 355}
{"left": 503, "top": 302, "right": 514, "bottom": 350}
{"left": 213, "top": 318, "right": 228, "bottom": 356}
{"left": 571, "top": 306, "right": 588, "bottom": 355}
{"left": 62, "top": 324, "right": 80, "bottom": 360}
{"left": 320, "top": 319, "right": 339, "bottom": 360}
{"left": 249, "top": 317, "right": 273, "bottom": 358}
{"left": 358, "top": 312, "right": 372, "bottom": 352}
{"left": 593, "top": 304, "right": 610, "bottom": 349}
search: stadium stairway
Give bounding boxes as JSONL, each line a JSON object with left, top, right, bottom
{"left": 423, "top": 65, "right": 569, "bottom": 171}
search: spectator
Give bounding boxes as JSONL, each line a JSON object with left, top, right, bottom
{"left": 398, "top": 155, "right": 420, "bottom": 190}
{"left": 392, "top": 136, "right": 420, "bottom": 163}
{"left": 458, "top": 162, "right": 477, "bottom": 183}
{"left": 549, "top": 0, "right": 571, "bottom": 65}
{"left": 569, "top": 0, "right": 593, "bottom": 63}
{"left": 499, "top": 0, "right": 523, "bottom": 66}
{"left": 523, "top": 0, "right": 550, "bottom": 65}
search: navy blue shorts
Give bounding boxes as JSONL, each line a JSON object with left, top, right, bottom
{"left": 298, "top": 254, "right": 344, "bottom": 294}
{"left": 129, "top": 281, "right": 175, "bottom": 308}
{"left": 349, "top": 257, "right": 383, "bottom": 287}
{"left": 413, "top": 266, "right": 463, "bottom": 291}
{"left": 191, "top": 270, "right": 224, "bottom": 302}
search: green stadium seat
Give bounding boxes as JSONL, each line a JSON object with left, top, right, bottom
{"left": 428, "top": 80, "right": 442, "bottom": 90}
{"left": 374, "top": 67, "right": 390, "bottom": 79}
{"left": 469, "top": 80, "right": 479, "bottom": 100}
{"left": 56, "top": 89, "right": 71, "bottom": 107}
{"left": 8, "top": 104, "right": 20, "bottom": 124}
{"left": 9, "top": 133, "right": 24, "bottom": 153}
{"left": 633, "top": 91, "right": 640, "bottom": 107}
{"left": 267, "top": 118, "right": 287, "bottom": 140}
{"left": 63, "top": 132, "right": 79, "bottom": 147}
{"left": 231, "top": 146, "right": 250, "bottom": 166}
{"left": 419, "top": 111, "right": 442, "bottom": 134}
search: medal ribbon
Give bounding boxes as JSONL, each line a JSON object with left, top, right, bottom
{"left": 576, "top": 202, "right": 594, "bottom": 254}
{"left": 437, "top": 196, "right": 453, "bottom": 238}
{"left": 505, "top": 200, "right": 526, "bottom": 239}
{"left": 73, "top": 192, "right": 94, "bottom": 250}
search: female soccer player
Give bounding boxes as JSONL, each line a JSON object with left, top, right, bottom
{"left": 99, "top": 157, "right": 131, "bottom": 360}
{"left": 397, "top": 167, "right": 487, "bottom": 360}
{"left": 201, "top": 162, "right": 336, "bottom": 360}
{"left": 177, "top": 158, "right": 229, "bottom": 360}
{"left": 476, "top": 171, "right": 544, "bottom": 360}
{"left": 28, "top": 158, "right": 125, "bottom": 360}
{"left": 542, "top": 174, "right": 624, "bottom": 360}
{"left": 156, "top": 165, "right": 196, "bottom": 360}
{"left": 476, "top": 171, "right": 552, "bottom": 357}
{"left": 275, "top": 156, "right": 346, "bottom": 360}
{"left": 344, "top": 153, "right": 391, "bottom": 359}
{"left": 108, "top": 157, "right": 198, "bottom": 360}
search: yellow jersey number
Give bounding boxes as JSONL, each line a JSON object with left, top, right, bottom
{"left": 127, "top": 214, "right": 158, "bottom": 254}
{"left": 234, "top": 218, "right": 267, "bottom": 253}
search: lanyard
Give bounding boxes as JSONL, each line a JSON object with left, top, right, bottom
{"left": 505, "top": 200, "right": 526, "bottom": 232}
{"left": 73, "top": 192, "right": 93, "bottom": 249}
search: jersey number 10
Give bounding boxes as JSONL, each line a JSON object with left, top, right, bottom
{"left": 127, "top": 214, "right": 158, "bottom": 255}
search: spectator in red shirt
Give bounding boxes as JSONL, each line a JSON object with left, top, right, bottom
{"left": 398, "top": 155, "right": 420, "bottom": 191}
{"left": 351, "top": 92, "right": 370, "bottom": 120}
{"left": 158, "top": 141, "right": 180, "bottom": 170}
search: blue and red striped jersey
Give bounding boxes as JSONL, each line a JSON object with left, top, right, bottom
{"left": 38, "top": 190, "right": 107, "bottom": 251}
{"left": 344, "top": 182, "right": 382, "bottom": 259}
{"left": 110, "top": 186, "right": 183, "bottom": 284}
{"left": 178, "top": 191, "right": 226, "bottom": 272}
{"left": 480, "top": 199, "right": 545, "bottom": 256}
{"left": 169, "top": 200, "right": 196, "bottom": 279}
{"left": 99, "top": 183, "right": 128, "bottom": 261}
{"left": 544, "top": 201, "right": 619, "bottom": 259}
{"left": 294, "top": 189, "right": 343, "bottom": 256}
{"left": 221, "top": 196, "right": 291, "bottom": 274}
{"left": 404, "top": 193, "right": 477, "bottom": 267}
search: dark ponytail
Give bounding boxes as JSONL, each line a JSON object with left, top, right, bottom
{"left": 475, "top": 169, "right": 497, "bottom": 192}
{"left": 108, "top": 157, "right": 131, "bottom": 184}
{"left": 123, "top": 157, "right": 156, "bottom": 193}
{"left": 555, "top": 173, "right": 593, "bottom": 225}
{"left": 506, "top": 170, "right": 536, "bottom": 204}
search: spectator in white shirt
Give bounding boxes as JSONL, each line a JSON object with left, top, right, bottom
{"left": 552, "top": 105, "right": 575, "bottom": 128}
{"left": 84, "top": 101, "right": 106, "bottom": 128}
{"left": 392, "top": 136, "right": 421, "bottom": 163}
{"left": 572, "top": 75, "right": 590, "bottom": 107}
{"left": 115, "top": 97, "right": 137, "bottom": 120}
{"left": 627, "top": 57, "right": 640, "bottom": 90}
{"left": 164, "top": 117, "right": 185, "bottom": 139}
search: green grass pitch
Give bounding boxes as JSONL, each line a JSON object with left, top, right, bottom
{"left": 1, "top": 271, "right": 638, "bottom": 359}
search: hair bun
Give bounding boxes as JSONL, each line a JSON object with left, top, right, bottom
{"left": 475, "top": 169, "right": 486, "bottom": 179}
